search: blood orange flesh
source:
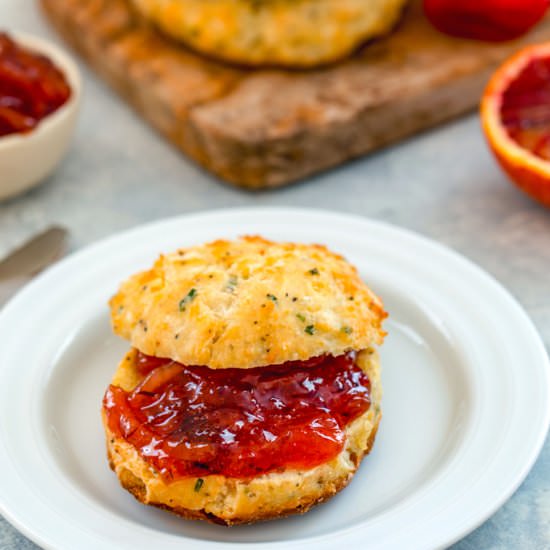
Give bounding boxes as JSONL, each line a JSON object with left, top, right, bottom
{"left": 481, "top": 44, "right": 550, "bottom": 206}
{"left": 500, "top": 56, "right": 550, "bottom": 160}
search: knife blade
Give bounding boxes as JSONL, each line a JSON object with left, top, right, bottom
{"left": 0, "top": 226, "right": 68, "bottom": 308}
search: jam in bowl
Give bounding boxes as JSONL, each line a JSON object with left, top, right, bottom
{"left": 0, "top": 31, "right": 80, "bottom": 200}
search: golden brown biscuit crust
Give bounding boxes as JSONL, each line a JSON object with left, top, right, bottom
{"left": 110, "top": 236, "right": 386, "bottom": 369}
{"left": 104, "top": 348, "right": 382, "bottom": 524}
{"left": 130, "top": 0, "right": 409, "bottom": 67}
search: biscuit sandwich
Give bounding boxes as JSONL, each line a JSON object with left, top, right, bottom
{"left": 103, "top": 236, "right": 387, "bottom": 524}
{"left": 130, "top": 0, "right": 409, "bottom": 67}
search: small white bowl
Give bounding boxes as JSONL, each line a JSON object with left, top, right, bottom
{"left": 0, "top": 32, "right": 81, "bottom": 201}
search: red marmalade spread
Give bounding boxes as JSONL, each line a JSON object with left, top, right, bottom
{"left": 0, "top": 32, "right": 71, "bottom": 138}
{"left": 103, "top": 350, "right": 371, "bottom": 480}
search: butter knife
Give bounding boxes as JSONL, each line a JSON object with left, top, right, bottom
{"left": 0, "top": 226, "right": 68, "bottom": 308}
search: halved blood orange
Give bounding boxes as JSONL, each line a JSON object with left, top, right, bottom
{"left": 481, "top": 43, "right": 550, "bottom": 206}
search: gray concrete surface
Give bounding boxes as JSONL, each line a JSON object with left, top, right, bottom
{"left": 1, "top": 2, "right": 549, "bottom": 548}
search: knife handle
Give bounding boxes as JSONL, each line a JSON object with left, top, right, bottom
{"left": 0, "top": 276, "right": 31, "bottom": 309}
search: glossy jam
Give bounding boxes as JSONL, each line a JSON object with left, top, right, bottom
{"left": 500, "top": 56, "right": 550, "bottom": 161}
{"left": 0, "top": 33, "right": 71, "bottom": 138}
{"left": 104, "top": 351, "right": 371, "bottom": 480}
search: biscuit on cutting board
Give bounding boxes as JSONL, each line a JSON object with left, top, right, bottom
{"left": 130, "top": 0, "right": 409, "bottom": 67}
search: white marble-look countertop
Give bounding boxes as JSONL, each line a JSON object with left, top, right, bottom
{"left": 1, "top": 3, "right": 549, "bottom": 549}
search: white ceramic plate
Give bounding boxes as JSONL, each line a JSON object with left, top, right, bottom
{"left": 0, "top": 208, "right": 548, "bottom": 550}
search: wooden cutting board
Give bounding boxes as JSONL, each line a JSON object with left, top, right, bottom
{"left": 41, "top": 0, "right": 550, "bottom": 189}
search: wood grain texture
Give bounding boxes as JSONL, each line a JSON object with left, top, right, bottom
{"left": 40, "top": 0, "right": 550, "bottom": 189}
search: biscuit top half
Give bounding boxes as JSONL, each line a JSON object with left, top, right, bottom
{"left": 110, "top": 236, "right": 387, "bottom": 369}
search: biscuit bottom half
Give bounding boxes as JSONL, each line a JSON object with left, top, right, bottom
{"left": 103, "top": 349, "right": 382, "bottom": 525}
